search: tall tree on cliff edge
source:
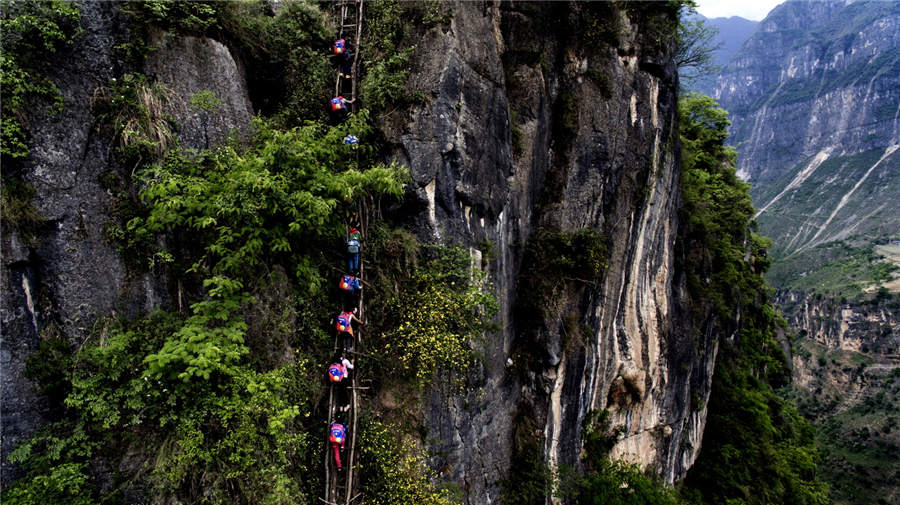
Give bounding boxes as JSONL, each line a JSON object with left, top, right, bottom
{"left": 678, "top": 93, "right": 830, "bottom": 505}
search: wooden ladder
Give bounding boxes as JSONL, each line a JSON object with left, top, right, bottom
{"left": 333, "top": 0, "right": 365, "bottom": 111}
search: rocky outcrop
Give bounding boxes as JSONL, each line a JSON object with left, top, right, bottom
{"left": 144, "top": 32, "right": 254, "bottom": 149}
{"left": 713, "top": 0, "right": 900, "bottom": 182}
{"left": 4, "top": 2, "right": 716, "bottom": 502}
{"left": 383, "top": 2, "right": 712, "bottom": 501}
{"left": 0, "top": 0, "right": 254, "bottom": 483}
{"left": 777, "top": 290, "right": 899, "bottom": 355}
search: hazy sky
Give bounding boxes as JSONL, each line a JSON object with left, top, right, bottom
{"left": 695, "top": 0, "right": 783, "bottom": 21}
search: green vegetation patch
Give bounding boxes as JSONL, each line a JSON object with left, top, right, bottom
{"left": 3, "top": 109, "right": 408, "bottom": 504}
{"left": 359, "top": 416, "right": 456, "bottom": 505}
{"left": 366, "top": 226, "right": 498, "bottom": 390}
{"left": 790, "top": 335, "right": 900, "bottom": 505}
{"left": 767, "top": 240, "right": 900, "bottom": 298}
{"left": 0, "top": 0, "right": 82, "bottom": 160}
{"left": 679, "top": 94, "right": 828, "bottom": 505}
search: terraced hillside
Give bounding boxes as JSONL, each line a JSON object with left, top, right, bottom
{"left": 752, "top": 145, "right": 900, "bottom": 295}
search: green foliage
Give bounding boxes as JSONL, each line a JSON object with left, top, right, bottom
{"left": 359, "top": 417, "right": 455, "bottom": 505}
{"left": 219, "top": 0, "right": 332, "bottom": 125}
{"left": 359, "top": 0, "right": 415, "bottom": 113}
{"left": 360, "top": 47, "right": 415, "bottom": 113}
{"left": 189, "top": 89, "right": 223, "bottom": 114}
{"left": 23, "top": 334, "right": 72, "bottom": 408}
{"left": 676, "top": 5, "right": 721, "bottom": 90}
{"left": 768, "top": 241, "right": 899, "bottom": 298}
{"left": 127, "top": 113, "right": 406, "bottom": 381}
{"left": 6, "top": 312, "right": 320, "bottom": 505}
{"left": 566, "top": 459, "right": 684, "bottom": 505}
{"left": 679, "top": 94, "right": 829, "bottom": 505}
{"left": 0, "top": 0, "right": 81, "bottom": 159}
{"left": 369, "top": 236, "right": 498, "bottom": 388}
{"left": 517, "top": 228, "right": 608, "bottom": 325}
{"left": 2, "top": 462, "right": 95, "bottom": 505}
{"left": 501, "top": 411, "right": 550, "bottom": 505}
{"left": 552, "top": 410, "right": 684, "bottom": 505}
{"left": 789, "top": 335, "right": 899, "bottom": 505}
{"left": 1, "top": 175, "right": 44, "bottom": 244}
{"left": 679, "top": 93, "right": 770, "bottom": 322}
{"left": 93, "top": 72, "right": 177, "bottom": 162}
{"left": 6, "top": 104, "right": 409, "bottom": 503}
{"left": 118, "top": 0, "right": 220, "bottom": 36}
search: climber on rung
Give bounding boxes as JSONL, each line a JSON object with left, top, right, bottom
{"left": 335, "top": 307, "right": 364, "bottom": 352}
{"left": 338, "top": 272, "right": 362, "bottom": 309}
{"left": 329, "top": 419, "right": 347, "bottom": 471}
{"left": 333, "top": 38, "right": 348, "bottom": 55}
{"left": 328, "top": 353, "right": 355, "bottom": 413}
{"left": 346, "top": 225, "right": 362, "bottom": 273}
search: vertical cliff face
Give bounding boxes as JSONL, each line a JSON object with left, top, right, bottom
{"left": 0, "top": 0, "right": 254, "bottom": 482}
{"left": 3, "top": 1, "right": 714, "bottom": 502}
{"left": 777, "top": 290, "right": 899, "bottom": 355}
{"left": 380, "top": 2, "right": 711, "bottom": 501}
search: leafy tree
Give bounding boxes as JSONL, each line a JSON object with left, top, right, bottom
{"left": 0, "top": 0, "right": 81, "bottom": 160}
{"left": 131, "top": 113, "right": 407, "bottom": 381}
{"left": 678, "top": 94, "right": 829, "bottom": 505}
{"left": 4, "top": 112, "right": 408, "bottom": 504}
{"left": 676, "top": 7, "right": 721, "bottom": 90}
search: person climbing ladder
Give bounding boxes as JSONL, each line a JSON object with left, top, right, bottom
{"left": 334, "top": 307, "right": 364, "bottom": 352}
{"left": 346, "top": 225, "right": 362, "bottom": 274}
{"left": 329, "top": 419, "right": 347, "bottom": 471}
{"left": 338, "top": 272, "right": 362, "bottom": 309}
{"left": 327, "top": 354, "right": 355, "bottom": 413}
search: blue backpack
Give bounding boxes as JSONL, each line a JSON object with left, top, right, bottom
{"left": 329, "top": 424, "right": 346, "bottom": 444}
{"left": 347, "top": 230, "right": 361, "bottom": 254}
{"left": 336, "top": 312, "right": 352, "bottom": 332}
{"left": 328, "top": 363, "right": 344, "bottom": 382}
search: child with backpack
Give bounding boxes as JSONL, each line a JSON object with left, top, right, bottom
{"left": 346, "top": 226, "right": 362, "bottom": 273}
{"left": 335, "top": 308, "right": 364, "bottom": 351}
{"left": 329, "top": 420, "right": 347, "bottom": 470}
{"left": 327, "top": 354, "right": 355, "bottom": 413}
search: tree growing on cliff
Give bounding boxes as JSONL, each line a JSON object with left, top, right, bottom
{"left": 678, "top": 93, "right": 830, "bottom": 505}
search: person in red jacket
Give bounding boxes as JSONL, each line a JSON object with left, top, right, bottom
{"left": 329, "top": 420, "right": 347, "bottom": 470}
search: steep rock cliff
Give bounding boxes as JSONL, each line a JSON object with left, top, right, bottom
{"left": 783, "top": 290, "right": 900, "bottom": 505}
{"left": 379, "top": 2, "right": 710, "bottom": 501}
{"left": 713, "top": 0, "right": 900, "bottom": 183}
{"left": 778, "top": 290, "right": 899, "bottom": 354}
{"left": 3, "top": 1, "right": 713, "bottom": 502}
{"left": 0, "top": 0, "right": 254, "bottom": 482}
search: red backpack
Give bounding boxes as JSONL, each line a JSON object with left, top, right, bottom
{"left": 339, "top": 275, "right": 355, "bottom": 291}
{"left": 330, "top": 97, "right": 345, "bottom": 112}
{"left": 329, "top": 423, "right": 346, "bottom": 444}
{"left": 336, "top": 312, "right": 353, "bottom": 333}
{"left": 333, "top": 39, "right": 346, "bottom": 55}
{"left": 328, "top": 363, "right": 345, "bottom": 383}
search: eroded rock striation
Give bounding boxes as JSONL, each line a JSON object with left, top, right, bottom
{"left": 3, "top": 1, "right": 715, "bottom": 502}
{"left": 381, "top": 2, "right": 711, "bottom": 501}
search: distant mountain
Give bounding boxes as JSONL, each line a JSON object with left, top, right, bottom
{"left": 690, "top": 15, "right": 758, "bottom": 95}
{"left": 712, "top": 4, "right": 900, "bottom": 501}
{"left": 711, "top": 0, "right": 900, "bottom": 292}
{"left": 714, "top": 0, "right": 900, "bottom": 183}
